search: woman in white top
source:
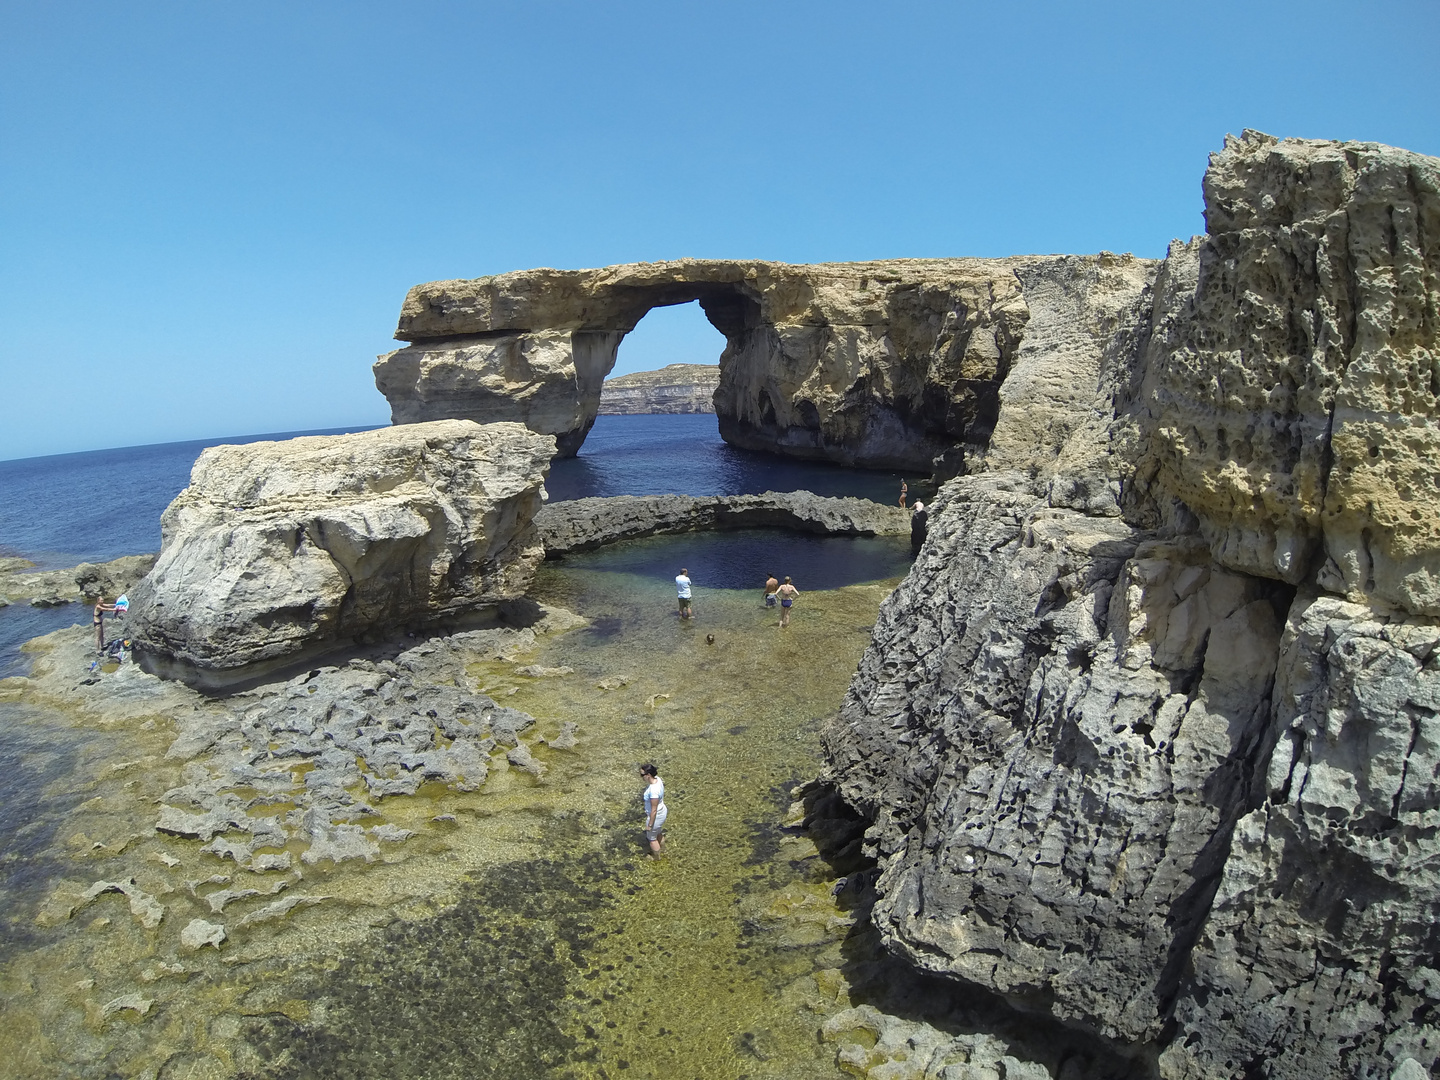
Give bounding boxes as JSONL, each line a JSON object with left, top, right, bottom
{"left": 640, "top": 763, "right": 667, "bottom": 855}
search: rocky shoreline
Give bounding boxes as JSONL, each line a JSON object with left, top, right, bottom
{"left": 535, "top": 490, "right": 909, "bottom": 556}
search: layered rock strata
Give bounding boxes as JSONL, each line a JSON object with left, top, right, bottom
{"left": 375, "top": 254, "right": 1156, "bottom": 472}
{"left": 822, "top": 132, "right": 1440, "bottom": 1079}
{"left": 128, "top": 421, "right": 553, "bottom": 688}
{"left": 535, "top": 491, "right": 909, "bottom": 556}
{"left": 598, "top": 363, "right": 720, "bottom": 414}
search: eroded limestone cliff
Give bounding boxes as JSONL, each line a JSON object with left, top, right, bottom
{"left": 822, "top": 131, "right": 1440, "bottom": 1079}
{"left": 375, "top": 254, "right": 1156, "bottom": 472}
{"left": 598, "top": 363, "right": 719, "bottom": 414}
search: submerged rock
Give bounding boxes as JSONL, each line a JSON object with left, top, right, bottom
{"left": 127, "top": 420, "right": 553, "bottom": 688}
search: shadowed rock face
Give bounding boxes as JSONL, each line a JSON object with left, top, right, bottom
{"left": 127, "top": 421, "right": 554, "bottom": 689}
{"left": 822, "top": 132, "right": 1440, "bottom": 1078}
{"left": 375, "top": 255, "right": 1157, "bottom": 473}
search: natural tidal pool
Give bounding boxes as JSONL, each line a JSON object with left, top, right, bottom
{"left": 0, "top": 532, "right": 912, "bottom": 1078}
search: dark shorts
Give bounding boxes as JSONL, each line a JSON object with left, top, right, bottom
{"left": 781, "top": 598, "right": 792, "bottom": 608}
{"left": 765, "top": 594, "right": 777, "bottom": 607}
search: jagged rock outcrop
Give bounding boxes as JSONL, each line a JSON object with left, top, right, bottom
{"left": 535, "top": 491, "right": 909, "bottom": 556}
{"left": 375, "top": 254, "right": 1156, "bottom": 472}
{"left": 821, "top": 132, "right": 1440, "bottom": 1079}
{"left": 598, "top": 363, "right": 719, "bottom": 414}
{"left": 128, "top": 421, "right": 553, "bottom": 688}
{"left": 1124, "top": 133, "right": 1440, "bottom": 615}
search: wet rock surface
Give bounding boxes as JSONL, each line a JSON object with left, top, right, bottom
{"left": 536, "top": 491, "right": 910, "bottom": 556}
{"left": 126, "top": 420, "right": 554, "bottom": 688}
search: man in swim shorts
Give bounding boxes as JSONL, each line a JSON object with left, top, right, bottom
{"left": 675, "top": 568, "right": 693, "bottom": 619}
{"left": 640, "top": 763, "right": 667, "bottom": 855}
{"left": 764, "top": 573, "right": 779, "bottom": 608}
{"left": 776, "top": 576, "right": 799, "bottom": 628}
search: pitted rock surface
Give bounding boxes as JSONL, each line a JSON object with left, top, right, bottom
{"left": 150, "top": 630, "right": 545, "bottom": 873}
{"left": 535, "top": 491, "right": 910, "bottom": 556}
{"left": 1125, "top": 131, "right": 1440, "bottom": 615}
{"left": 127, "top": 420, "right": 553, "bottom": 687}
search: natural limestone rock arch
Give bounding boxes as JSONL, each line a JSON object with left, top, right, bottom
{"left": 374, "top": 256, "right": 1155, "bottom": 474}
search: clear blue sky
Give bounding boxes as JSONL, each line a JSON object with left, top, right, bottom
{"left": 2, "top": 1, "right": 1435, "bottom": 460}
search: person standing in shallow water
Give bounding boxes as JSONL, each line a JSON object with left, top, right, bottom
{"left": 675, "top": 568, "right": 693, "bottom": 619}
{"left": 640, "top": 764, "right": 667, "bottom": 855}
{"left": 763, "top": 572, "right": 779, "bottom": 609}
{"left": 898, "top": 479, "right": 908, "bottom": 508}
{"left": 776, "top": 576, "right": 799, "bottom": 628}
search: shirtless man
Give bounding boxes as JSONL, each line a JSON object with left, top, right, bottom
{"left": 776, "top": 576, "right": 799, "bottom": 628}
{"left": 93, "top": 599, "right": 119, "bottom": 654}
{"left": 763, "top": 573, "right": 779, "bottom": 609}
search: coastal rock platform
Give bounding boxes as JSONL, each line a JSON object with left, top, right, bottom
{"left": 535, "top": 491, "right": 910, "bottom": 557}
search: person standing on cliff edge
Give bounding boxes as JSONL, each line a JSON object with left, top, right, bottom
{"left": 93, "top": 599, "right": 119, "bottom": 654}
{"left": 675, "top": 568, "right": 694, "bottom": 619}
{"left": 898, "top": 479, "right": 908, "bottom": 508}
{"left": 911, "top": 499, "right": 928, "bottom": 555}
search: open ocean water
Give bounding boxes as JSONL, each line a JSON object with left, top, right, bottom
{"left": 0, "top": 414, "right": 914, "bottom": 675}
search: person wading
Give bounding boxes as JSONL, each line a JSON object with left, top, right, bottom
{"left": 776, "top": 576, "right": 799, "bottom": 628}
{"left": 675, "top": 568, "right": 694, "bottom": 619}
{"left": 640, "top": 764, "right": 667, "bottom": 855}
{"left": 763, "top": 573, "right": 779, "bottom": 609}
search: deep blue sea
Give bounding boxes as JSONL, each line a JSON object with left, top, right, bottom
{"left": 0, "top": 414, "right": 914, "bottom": 676}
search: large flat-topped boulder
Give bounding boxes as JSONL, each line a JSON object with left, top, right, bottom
{"left": 128, "top": 421, "right": 553, "bottom": 688}
{"left": 375, "top": 254, "right": 1157, "bottom": 471}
